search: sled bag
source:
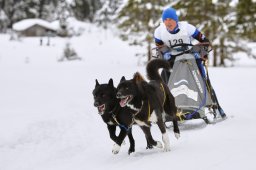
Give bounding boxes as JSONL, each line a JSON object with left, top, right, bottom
{"left": 168, "top": 53, "right": 213, "bottom": 110}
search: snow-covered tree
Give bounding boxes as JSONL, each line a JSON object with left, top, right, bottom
{"left": 21, "top": 0, "right": 59, "bottom": 21}
{"left": 117, "top": 0, "right": 171, "bottom": 61}
{"left": 173, "top": 0, "right": 256, "bottom": 66}
{"left": 95, "top": 0, "right": 123, "bottom": 29}
{"left": 38, "top": 0, "right": 59, "bottom": 21}
{"left": 1, "top": 0, "right": 26, "bottom": 28}
{"left": 0, "top": 0, "right": 59, "bottom": 30}
{"left": 174, "top": 0, "right": 239, "bottom": 66}
{"left": 71, "top": 0, "right": 102, "bottom": 22}
{"left": 57, "top": 0, "right": 71, "bottom": 36}
{"left": 236, "top": 0, "right": 256, "bottom": 41}
{"left": 0, "top": 9, "right": 8, "bottom": 32}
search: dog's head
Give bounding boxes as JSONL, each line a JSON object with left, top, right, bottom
{"left": 116, "top": 72, "right": 145, "bottom": 107}
{"left": 92, "top": 79, "right": 117, "bottom": 115}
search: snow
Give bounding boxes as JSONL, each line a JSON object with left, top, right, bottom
{"left": 0, "top": 9, "right": 8, "bottom": 20}
{"left": 1, "top": 22, "right": 256, "bottom": 170}
{"left": 51, "top": 17, "right": 89, "bottom": 35}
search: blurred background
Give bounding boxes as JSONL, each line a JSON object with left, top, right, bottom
{"left": 0, "top": 0, "right": 255, "bottom": 66}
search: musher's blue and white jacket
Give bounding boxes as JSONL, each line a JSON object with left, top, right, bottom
{"left": 154, "top": 21, "right": 209, "bottom": 48}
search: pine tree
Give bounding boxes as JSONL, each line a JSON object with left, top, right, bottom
{"left": 236, "top": 0, "right": 256, "bottom": 41}
{"left": 173, "top": 0, "right": 236, "bottom": 66}
{"left": 0, "top": 0, "right": 59, "bottom": 29}
{"left": 117, "top": 0, "right": 171, "bottom": 61}
{"left": 88, "top": 0, "right": 102, "bottom": 22}
{"left": 0, "top": 8, "right": 9, "bottom": 32}
{"left": 22, "top": 0, "right": 39, "bottom": 19}
{"left": 1, "top": 0, "right": 27, "bottom": 28}
{"left": 57, "top": 0, "right": 71, "bottom": 36}
{"left": 95, "top": 0, "right": 123, "bottom": 29}
{"left": 71, "top": 0, "right": 90, "bottom": 21}
{"left": 37, "top": 0, "right": 59, "bottom": 21}
{"left": 213, "top": 1, "right": 256, "bottom": 64}
{"left": 71, "top": 0, "right": 102, "bottom": 22}
{"left": 214, "top": 1, "right": 235, "bottom": 66}
{"left": 95, "top": 1, "right": 113, "bottom": 29}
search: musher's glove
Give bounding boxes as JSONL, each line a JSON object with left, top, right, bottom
{"left": 155, "top": 48, "right": 162, "bottom": 58}
{"left": 203, "top": 45, "right": 209, "bottom": 52}
{"left": 202, "top": 54, "right": 208, "bottom": 60}
{"left": 201, "top": 51, "right": 208, "bottom": 60}
{"left": 201, "top": 46, "right": 209, "bottom": 60}
{"left": 163, "top": 52, "right": 172, "bottom": 60}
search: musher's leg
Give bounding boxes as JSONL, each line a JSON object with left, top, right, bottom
{"left": 195, "top": 59, "right": 207, "bottom": 119}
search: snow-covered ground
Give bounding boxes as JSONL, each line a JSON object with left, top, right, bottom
{"left": 0, "top": 24, "right": 256, "bottom": 170}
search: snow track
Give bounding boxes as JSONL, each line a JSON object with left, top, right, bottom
{"left": 0, "top": 29, "right": 256, "bottom": 170}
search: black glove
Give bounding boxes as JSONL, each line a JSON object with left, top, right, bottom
{"left": 203, "top": 45, "right": 209, "bottom": 52}
{"left": 201, "top": 49, "right": 208, "bottom": 60}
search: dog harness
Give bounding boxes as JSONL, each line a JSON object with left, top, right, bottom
{"left": 112, "top": 114, "right": 131, "bottom": 131}
{"left": 128, "top": 84, "right": 167, "bottom": 127}
{"left": 160, "top": 83, "right": 166, "bottom": 107}
{"left": 109, "top": 105, "right": 132, "bottom": 131}
{"left": 112, "top": 84, "right": 168, "bottom": 130}
{"left": 123, "top": 101, "right": 151, "bottom": 128}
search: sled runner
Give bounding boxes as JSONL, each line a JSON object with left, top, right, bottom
{"left": 153, "top": 43, "right": 226, "bottom": 124}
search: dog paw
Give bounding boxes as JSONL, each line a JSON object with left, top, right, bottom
{"left": 163, "top": 146, "right": 171, "bottom": 152}
{"left": 175, "top": 133, "right": 180, "bottom": 139}
{"left": 112, "top": 143, "right": 121, "bottom": 154}
{"left": 146, "top": 144, "right": 153, "bottom": 149}
{"left": 128, "top": 147, "right": 135, "bottom": 155}
{"left": 155, "top": 141, "right": 163, "bottom": 148}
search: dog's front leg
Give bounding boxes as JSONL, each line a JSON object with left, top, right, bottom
{"left": 107, "top": 125, "right": 118, "bottom": 143}
{"left": 112, "top": 128, "right": 128, "bottom": 154}
{"left": 127, "top": 128, "right": 135, "bottom": 154}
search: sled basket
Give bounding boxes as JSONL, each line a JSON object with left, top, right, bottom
{"left": 168, "top": 53, "right": 213, "bottom": 111}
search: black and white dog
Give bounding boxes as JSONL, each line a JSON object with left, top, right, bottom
{"left": 93, "top": 79, "right": 161, "bottom": 154}
{"left": 116, "top": 59, "right": 180, "bottom": 152}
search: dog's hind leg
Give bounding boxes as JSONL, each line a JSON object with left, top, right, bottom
{"left": 127, "top": 128, "right": 135, "bottom": 155}
{"left": 172, "top": 117, "right": 180, "bottom": 139}
{"left": 140, "top": 126, "right": 163, "bottom": 149}
{"left": 164, "top": 94, "right": 180, "bottom": 139}
{"left": 156, "top": 112, "right": 171, "bottom": 152}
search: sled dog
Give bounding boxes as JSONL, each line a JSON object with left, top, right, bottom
{"left": 116, "top": 59, "right": 180, "bottom": 151}
{"left": 93, "top": 79, "right": 160, "bottom": 154}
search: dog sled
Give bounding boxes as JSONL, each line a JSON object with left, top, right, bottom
{"left": 153, "top": 43, "right": 227, "bottom": 124}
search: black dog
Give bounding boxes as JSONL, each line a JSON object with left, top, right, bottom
{"left": 116, "top": 59, "right": 180, "bottom": 152}
{"left": 93, "top": 79, "right": 161, "bottom": 154}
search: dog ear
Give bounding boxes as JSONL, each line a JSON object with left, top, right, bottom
{"left": 133, "top": 72, "right": 144, "bottom": 84}
{"left": 120, "top": 76, "right": 126, "bottom": 82}
{"left": 95, "top": 79, "right": 100, "bottom": 87}
{"left": 108, "top": 78, "right": 114, "bottom": 87}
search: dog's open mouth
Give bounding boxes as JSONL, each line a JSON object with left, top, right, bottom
{"left": 119, "top": 95, "right": 133, "bottom": 107}
{"left": 97, "top": 104, "right": 105, "bottom": 114}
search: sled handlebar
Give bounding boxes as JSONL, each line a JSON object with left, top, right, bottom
{"left": 169, "top": 42, "right": 211, "bottom": 49}
{"left": 169, "top": 42, "right": 212, "bottom": 57}
{"left": 152, "top": 42, "right": 212, "bottom": 59}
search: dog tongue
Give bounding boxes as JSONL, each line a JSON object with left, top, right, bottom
{"left": 98, "top": 104, "right": 105, "bottom": 113}
{"left": 119, "top": 98, "right": 127, "bottom": 107}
